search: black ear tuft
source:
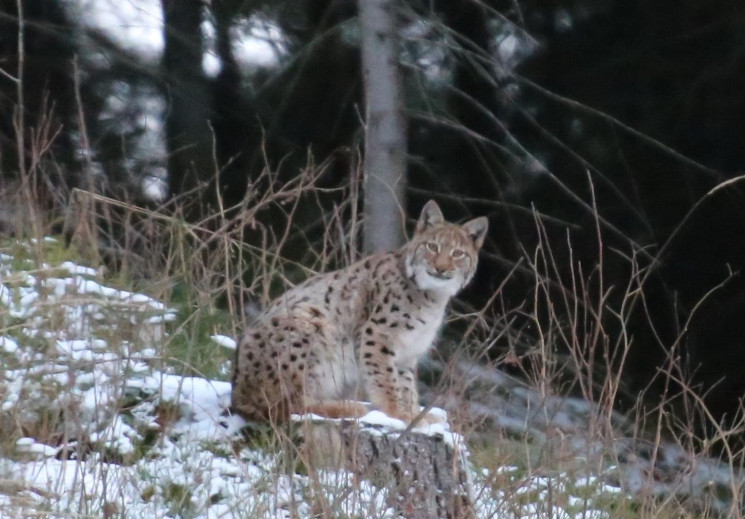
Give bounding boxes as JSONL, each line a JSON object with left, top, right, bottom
{"left": 462, "top": 216, "right": 488, "bottom": 250}
{"left": 415, "top": 200, "right": 444, "bottom": 234}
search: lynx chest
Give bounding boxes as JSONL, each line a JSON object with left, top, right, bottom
{"left": 394, "top": 302, "right": 446, "bottom": 365}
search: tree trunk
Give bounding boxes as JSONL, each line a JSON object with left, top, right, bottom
{"left": 358, "top": 0, "right": 408, "bottom": 253}
{"left": 303, "top": 420, "right": 474, "bottom": 518}
{"left": 161, "top": 0, "right": 214, "bottom": 219}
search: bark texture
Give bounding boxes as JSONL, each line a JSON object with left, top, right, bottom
{"left": 358, "top": 0, "right": 408, "bottom": 253}
{"left": 303, "top": 420, "right": 474, "bottom": 518}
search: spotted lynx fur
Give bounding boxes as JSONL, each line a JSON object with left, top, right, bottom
{"left": 231, "top": 200, "right": 488, "bottom": 424}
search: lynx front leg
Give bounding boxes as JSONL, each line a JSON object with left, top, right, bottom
{"left": 395, "top": 366, "right": 420, "bottom": 418}
{"left": 395, "top": 365, "right": 444, "bottom": 425}
{"left": 359, "top": 326, "right": 413, "bottom": 422}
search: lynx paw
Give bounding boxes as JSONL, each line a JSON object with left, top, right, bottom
{"left": 381, "top": 407, "right": 447, "bottom": 426}
{"left": 303, "top": 400, "right": 369, "bottom": 419}
{"left": 417, "top": 410, "right": 447, "bottom": 426}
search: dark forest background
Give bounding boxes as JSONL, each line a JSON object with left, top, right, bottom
{"left": 2, "top": 0, "right": 745, "bottom": 437}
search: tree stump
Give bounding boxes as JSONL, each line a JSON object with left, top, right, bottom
{"left": 299, "top": 412, "right": 474, "bottom": 519}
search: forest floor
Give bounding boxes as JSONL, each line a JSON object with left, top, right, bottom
{"left": 0, "top": 237, "right": 738, "bottom": 518}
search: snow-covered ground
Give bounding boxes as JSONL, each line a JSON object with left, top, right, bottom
{"left": 3, "top": 238, "right": 738, "bottom": 518}
{"left": 0, "top": 239, "right": 634, "bottom": 518}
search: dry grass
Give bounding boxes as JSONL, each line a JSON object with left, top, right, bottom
{"left": 1, "top": 168, "right": 743, "bottom": 517}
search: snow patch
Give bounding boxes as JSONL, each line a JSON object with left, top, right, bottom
{"left": 59, "top": 261, "right": 98, "bottom": 277}
{"left": 210, "top": 334, "right": 237, "bottom": 350}
{"left": 0, "top": 336, "right": 18, "bottom": 354}
{"left": 15, "top": 438, "right": 58, "bottom": 458}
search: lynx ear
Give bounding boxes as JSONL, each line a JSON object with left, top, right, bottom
{"left": 415, "top": 200, "right": 445, "bottom": 234}
{"left": 462, "top": 216, "right": 488, "bottom": 250}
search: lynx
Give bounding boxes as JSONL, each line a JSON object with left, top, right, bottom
{"left": 231, "top": 200, "right": 488, "bottom": 424}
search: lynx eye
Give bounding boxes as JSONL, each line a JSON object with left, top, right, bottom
{"left": 426, "top": 242, "right": 440, "bottom": 253}
{"left": 451, "top": 249, "right": 465, "bottom": 259}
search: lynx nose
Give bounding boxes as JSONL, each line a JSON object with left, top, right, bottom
{"left": 430, "top": 259, "right": 453, "bottom": 279}
{"left": 433, "top": 256, "right": 451, "bottom": 274}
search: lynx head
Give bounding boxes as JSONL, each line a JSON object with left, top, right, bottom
{"left": 404, "top": 200, "right": 488, "bottom": 296}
